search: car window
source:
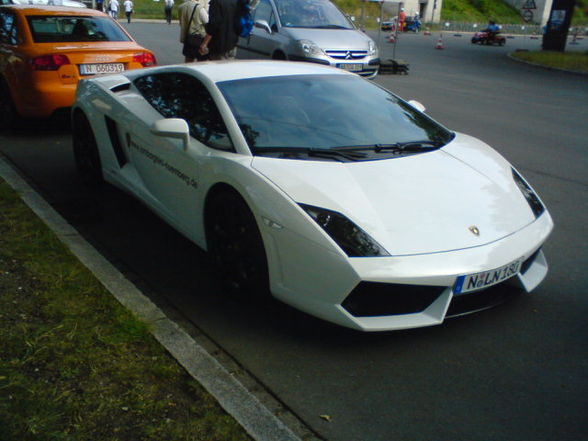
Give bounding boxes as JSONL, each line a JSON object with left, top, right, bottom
{"left": 26, "top": 16, "right": 131, "bottom": 42}
{"left": 0, "top": 10, "right": 19, "bottom": 45}
{"left": 134, "top": 72, "right": 234, "bottom": 151}
{"left": 218, "top": 74, "right": 453, "bottom": 156}
{"left": 274, "top": 0, "right": 353, "bottom": 29}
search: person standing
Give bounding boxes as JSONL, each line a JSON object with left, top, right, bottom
{"left": 179, "top": 0, "right": 209, "bottom": 62}
{"left": 123, "top": 0, "right": 133, "bottom": 23}
{"left": 96, "top": 0, "right": 104, "bottom": 11}
{"left": 164, "top": 0, "right": 174, "bottom": 24}
{"left": 108, "top": 0, "right": 119, "bottom": 19}
{"left": 199, "top": 0, "right": 239, "bottom": 60}
{"left": 398, "top": 7, "right": 406, "bottom": 32}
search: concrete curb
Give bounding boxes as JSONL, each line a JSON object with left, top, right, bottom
{"left": 0, "top": 155, "right": 303, "bottom": 441}
{"left": 507, "top": 52, "right": 588, "bottom": 76}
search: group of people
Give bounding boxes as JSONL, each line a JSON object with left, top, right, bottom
{"left": 96, "top": 0, "right": 134, "bottom": 23}
{"left": 178, "top": 0, "right": 256, "bottom": 62}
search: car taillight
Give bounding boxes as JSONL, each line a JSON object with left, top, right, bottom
{"left": 32, "top": 54, "right": 71, "bottom": 71}
{"left": 133, "top": 52, "right": 157, "bottom": 67}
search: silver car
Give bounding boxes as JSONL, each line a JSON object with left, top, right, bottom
{"left": 237, "top": 0, "right": 379, "bottom": 78}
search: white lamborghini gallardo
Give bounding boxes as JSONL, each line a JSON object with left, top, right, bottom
{"left": 71, "top": 60, "right": 553, "bottom": 331}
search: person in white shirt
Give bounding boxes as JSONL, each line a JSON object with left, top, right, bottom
{"left": 179, "top": 0, "right": 209, "bottom": 62}
{"left": 164, "top": 0, "right": 174, "bottom": 24}
{"left": 108, "top": 0, "right": 119, "bottom": 19}
{"left": 123, "top": 0, "right": 133, "bottom": 23}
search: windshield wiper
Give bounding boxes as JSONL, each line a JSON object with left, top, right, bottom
{"left": 312, "top": 24, "right": 350, "bottom": 29}
{"left": 251, "top": 147, "right": 367, "bottom": 162}
{"left": 334, "top": 140, "right": 443, "bottom": 153}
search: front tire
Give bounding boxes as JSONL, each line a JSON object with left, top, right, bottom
{"left": 206, "top": 189, "right": 269, "bottom": 300}
{"left": 72, "top": 111, "right": 103, "bottom": 187}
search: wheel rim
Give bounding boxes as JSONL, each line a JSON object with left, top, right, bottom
{"left": 208, "top": 192, "right": 268, "bottom": 297}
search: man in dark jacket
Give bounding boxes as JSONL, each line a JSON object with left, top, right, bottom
{"left": 199, "top": 0, "right": 239, "bottom": 60}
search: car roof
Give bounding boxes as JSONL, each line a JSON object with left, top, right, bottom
{"left": 1, "top": 4, "right": 103, "bottom": 15}
{"left": 179, "top": 60, "right": 352, "bottom": 83}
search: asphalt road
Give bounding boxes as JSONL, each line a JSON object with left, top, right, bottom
{"left": 1, "top": 24, "right": 587, "bottom": 441}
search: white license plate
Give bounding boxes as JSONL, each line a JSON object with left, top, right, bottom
{"left": 337, "top": 63, "right": 363, "bottom": 72}
{"left": 80, "top": 63, "right": 125, "bottom": 75}
{"left": 454, "top": 259, "right": 523, "bottom": 295}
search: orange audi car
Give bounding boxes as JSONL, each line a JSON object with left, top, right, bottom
{"left": 0, "top": 5, "right": 156, "bottom": 127}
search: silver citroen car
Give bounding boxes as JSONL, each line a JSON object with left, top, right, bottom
{"left": 237, "top": 0, "right": 379, "bottom": 78}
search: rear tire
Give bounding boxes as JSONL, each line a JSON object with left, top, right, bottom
{"left": 72, "top": 111, "right": 103, "bottom": 187}
{"left": 0, "top": 79, "right": 17, "bottom": 131}
{"left": 205, "top": 189, "right": 270, "bottom": 300}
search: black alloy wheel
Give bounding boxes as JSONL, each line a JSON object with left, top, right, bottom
{"left": 0, "top": 79, "right": 17, "bottom": 131}
{"left": 72, "top": 112, "right": 103, "bottom": 187}
{"left": 206, "top": 189, "right": 270, "bottom": 300}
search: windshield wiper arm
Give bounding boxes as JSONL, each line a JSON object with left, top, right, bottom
{"left": 251, "top": 147, "right": 367, "bottom": 162}
{"left": 334, "top": 141, "right": 443, "bottom": 153}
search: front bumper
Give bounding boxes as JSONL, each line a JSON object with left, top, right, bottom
{"left": 288, "top": 54, "right": 380, "bottom": 78}
{"left": 268, "top": 211, "right": 553, "bottom": 332}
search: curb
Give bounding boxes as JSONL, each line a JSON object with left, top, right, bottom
{"left": 507, "top": 52, "right": 588, "bottom": 75}
{"left": 0, "top": 155, "right": 305, "bottom": 441}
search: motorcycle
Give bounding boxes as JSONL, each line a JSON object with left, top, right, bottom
{"left": 471, "top": 30, "right": 506, "bottom": 46}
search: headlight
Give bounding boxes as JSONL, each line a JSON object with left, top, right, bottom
{"left": 368, "top": 40, "right": 378, "bottom": 56}
{"left": 512, "top": 168, "right": 544, "bottom": 218}
{"left": 300, "top": 204, "right": 389, "bottom": 257}
{"left": 298, "top": 39, "right": 323, "bottom": 57}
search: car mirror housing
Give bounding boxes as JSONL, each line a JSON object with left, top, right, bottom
{"left": 407, "top": 100, "right": 426, "bottom": 112}
{"left": 150, "top": 118, "right": 190, "bottom": 150}
{"left": 254, "top": 19, "right": 272, "bottom": 34}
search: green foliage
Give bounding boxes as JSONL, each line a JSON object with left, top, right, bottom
{"left": 511, "top": 50, "right": 588, "bottom": 73}
{"left": 0, "top": 179, "right": 251, "bottom": 441}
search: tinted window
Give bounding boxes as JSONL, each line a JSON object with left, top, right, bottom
{"left": 134, "top": 72, "right": 233, "bottom": 151}
{"left": 274, "top": 0, "right": 353, "bottom": 29}
{"left": 27, "top": 16, "right": 131, "bottom": 42}
{"left": 254, "top": 0, "right": 275, "bottom": 28}
{"left": 219, "top": 74, "right": 453, "bottom": 156}
{"left": 0, "top": 10, "right": 19, "bottom": 45}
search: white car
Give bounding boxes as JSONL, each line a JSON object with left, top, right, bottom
{"left": 72, "top": 61, "right": 553, "bottom": 332}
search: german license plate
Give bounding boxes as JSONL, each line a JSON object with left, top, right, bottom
{"left": 454, "top": 259, "right": 523, "bottom": 295}
{"left": 337, "top": 63, "right": 363, "bottom": 72}
{"left": 80, "top": 63, "right": 125, "bottom": 75}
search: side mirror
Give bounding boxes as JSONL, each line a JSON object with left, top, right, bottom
{"left": 150, "top": 118, "right": 190, "bottom": 150}
{"left": 407, "top": 100, "right": 426, "bottom": 112}
{"left": 255, "top": 19, "right": 272, "bottom": 34}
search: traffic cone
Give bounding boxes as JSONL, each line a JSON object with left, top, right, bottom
{"left": 388, "top": 34, "right": 396, "bottom": 43}
{"left": 424, "top": 29, "right": 431, "bottom": 36}
{"left": 435, "top": 36, "right": 444, "bottom": 49}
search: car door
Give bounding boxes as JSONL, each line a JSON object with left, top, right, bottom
{"left": 238, "top": 0, "right": 283, "bottom": 59}
{"left": 129, "top": 71, "right": 234, "bottom": 236}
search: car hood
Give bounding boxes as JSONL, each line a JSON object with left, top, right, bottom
{"left": 251, "top": 133, "right": 537, "bottom": 256}
{"left": 283, "top": 27, "right": 373, "bottom": 49}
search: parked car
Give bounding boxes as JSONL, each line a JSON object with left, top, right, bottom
{"left": 237, "top": 0, "right": 379, "bottom": 78}
{"left": 71, "top": 60, "right": 553, "bottom": 332}
{"left": 1, "top": 0, "right": 87, "bottom": 8}
{"left": 0, "top": 5, "right": 156, "bottom": 128}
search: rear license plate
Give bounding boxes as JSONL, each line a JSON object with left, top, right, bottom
{"left": 80, "top": 63, "right": 125, "bottom": 75}
{"left": 337, "top": 63, "right": 363, "bottom": 72}
{"left": 454, "top": 259, "right": 523, "bottom": 295}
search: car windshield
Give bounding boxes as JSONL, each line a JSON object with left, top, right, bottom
{"left": 274, "top": 0, "right": 353, "bottom": 29}
{"left": 218, "top": 74, "right": 454, "bottom": 161}
{"left": 27, "top": 16, "right": 131, "bottom": 42}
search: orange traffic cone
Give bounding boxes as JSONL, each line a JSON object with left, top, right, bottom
{"left": 388, "top": 34, "right": 396, "bottom": 43}
{"left": 424, "top": 29, "right": 431, "bottom": 36}
{"left": 435, "top": 37, "right": 444, "bottom": 49}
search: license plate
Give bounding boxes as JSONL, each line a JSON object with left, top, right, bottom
{"left": 454, "top": 259, "right": 523, "bottom": 295}
{"left": 80, "top": 63, "right": 125, "bottom": 75}
{"left": 337, "top": 63, "right": 363, "bottom": 72}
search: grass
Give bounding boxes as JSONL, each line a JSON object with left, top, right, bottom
{"left": 0, "top": 178, "right": 251, "bottom": 441}
{"left": 511, "top": 50, "right": 588, "bottom": 73}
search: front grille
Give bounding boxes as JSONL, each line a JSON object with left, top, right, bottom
{"left": 447, "top": 283, "right": 520, "bottom": 317}
{"left": 342, "top": 282, "right": 445, "bottom": 317}
{"left": 325, "top": 50, "right": 368, "bottom": 60}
